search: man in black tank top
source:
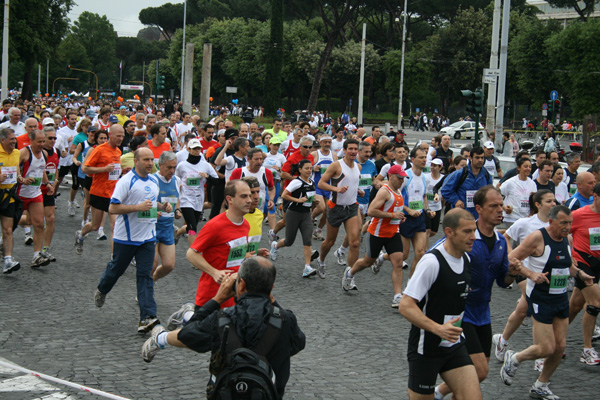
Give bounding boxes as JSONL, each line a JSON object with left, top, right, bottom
{"left": 399, "top": 209, "right": 481, "bottom": 400}
{"left": 500, "top": 205, "right": 593, "bottom": 399}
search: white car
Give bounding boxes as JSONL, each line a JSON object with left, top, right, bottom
{"left": 441, "top": 121, "right": 485, "bottom": 140}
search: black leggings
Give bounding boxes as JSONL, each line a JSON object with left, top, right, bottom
{"left": 284, "top": 209, "right": 313, "bottom": 247}
{"left": 209, "top": 179, "right": 225, "bottom": 220}
{"left": 181, "top": 208, "right": 203, "bottom": 235}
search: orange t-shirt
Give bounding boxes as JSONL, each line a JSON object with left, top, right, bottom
{"left": 364, "top": 136, "right": 376, "bottom": 145}
{"left": 16, "top": 134, "right": 31, "bottom": 150}
{"left": 206, "top": 144, "right": 222, "bottom": 160}
{"left": 84, "top": 143, "right": 122, "bottom": 198}
{"left": 147, "top": 141, "right": 171, "bottom": 161}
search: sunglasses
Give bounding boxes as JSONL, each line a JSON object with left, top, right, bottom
{"left": 302, "top": 145, "right": 311, "bottom": 149}
{"left": 47, "top": 136, "right": 57, "bottom": 140}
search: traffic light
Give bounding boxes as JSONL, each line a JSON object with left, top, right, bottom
{"left": 67, "top": 65, "right": 71, "bottom": 71}
{"left": 554, "top": 99, "right": 561, "bottom": 111}
{"left": 461, "top": 88, "right": 484, "bottom": 116}
{"left": 157, "top": 75, "right": 166, "bottom": 90}
{"left": 548, "top": 100, "right": 554, "bottom": 114}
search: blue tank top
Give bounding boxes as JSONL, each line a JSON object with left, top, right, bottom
{"left": 77, "top": 141, "right": 93, "bottom": 179}
{"left": 154, "top": 172, "right": 179, "bottom": 230}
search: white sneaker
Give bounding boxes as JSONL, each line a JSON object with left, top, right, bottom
{"left": 592, "top": 325, "right": 600, "bottom": 342}
{"left": 402, "top": 261, "right": 409, "bottom": 269}
{"left": 580, "top": 347, "right": 600, "bottom": 365}
{"left": 268, "top": 229, "right": 279, "bottom": 242}
{"left": 67, "top": 202, "right": 75, "bottom": 217}
{"left": 317, "top": 260, "right": 326, "bottom": 279}
{"left": 534, "top": 358, "right": 544, "bottom": 372}
{"left": 391, "top": 294, "right": 403, "bottom": 308}
{"left": 269, "top": 241, "right": 278, "bottom": 260}
{"left": 334, "top": 248, "right": 347, "bottom": 265}
{"left": 492, "top": 333, "right": 508, "bottom": 362}
{"left": 302, "top": 265, "right": 317, "bottom": 278}
{"left": 500, "top": 350, "right": 519, "bottom": 386}
{"left": 371, "top": 252, "right": 384, "bottom": 275}
{"left": 529, "top": 382, "right": 560, "bottom": 400}
{"left": 341, "top": 266, "right": 357, "bottom": 291}
{"left": 73, "top": 199, "right": 81, "bottom": 208}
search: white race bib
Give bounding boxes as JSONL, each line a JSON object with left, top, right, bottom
{"left": 1, "top": 166, "right": 17, "bottom": 184}
{"left": 589, "top": 227, "right": 600, "bottom": 251}
{"left": 161, "top": 196, "right": 178, "bottom": 218}
{"left": 138, "top": 201, "right": 158, "bottom": 224}
{"left": 304, "top": 190, "right": 316, "bottom": 207}
{"left": 466, "top": 190, "right": 476, "bottom": 208}
{"left": 108, "top": 164, "right": 121, "bottom": 181}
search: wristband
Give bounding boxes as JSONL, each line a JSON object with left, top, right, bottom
{"left": 508, "top": 273, "right": 517, "bottom": 278}
{"left": 175, "top": 208, "right": 181, "bottom": 213}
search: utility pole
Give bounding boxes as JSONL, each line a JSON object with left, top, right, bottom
{"left": 487, "top": 0, "right": 501, "bottom": 143}
{"left": 357, "top": 23, "right": 366, "bottom": 125}
{"left": 396, "top": 0, "right": 408, "bottom": 130}
{"left": 180, "top": 0, "right": 187, "bottom": 103}
{"left": 1, "top": 0, "right": 10, "bottom": 102}
{"left": 494, "top": 0, "right": 511, "bottom": 145}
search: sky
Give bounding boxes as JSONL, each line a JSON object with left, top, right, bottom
{"left": 68, "top": 0, "right": 179, "bottom": 37}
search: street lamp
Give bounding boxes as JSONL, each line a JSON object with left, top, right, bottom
{"left": 396, "top": 0, "right": 408, "bottom": 130}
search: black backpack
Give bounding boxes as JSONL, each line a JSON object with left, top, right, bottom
{"left": 207, "top": 305, "right": 283, "bottom": 400}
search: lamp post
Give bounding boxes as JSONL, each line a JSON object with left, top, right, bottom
{"left": 396, "top": 0, "right": 408, "bottom": 131}
{"left": 180, "top": 0, "right": 187, "bottom": 102}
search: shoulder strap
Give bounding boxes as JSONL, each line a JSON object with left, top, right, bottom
{"left": 455, "top": 167, "right": 469, "bottom": 191}
{"left": 219, "top": 305, "right": 283, "bottom": 356}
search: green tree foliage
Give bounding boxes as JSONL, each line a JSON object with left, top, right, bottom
{"left": 546, "top": 19, "right": 600, "bottom": 116}
{"left": 263, "top": 0, "right": 284, "bottom": 116}
{"left": 70, "top": 12, "right": 118, "bottom": 91}
{"left": 0, "top": 0, "right": 73, "bottom": 99}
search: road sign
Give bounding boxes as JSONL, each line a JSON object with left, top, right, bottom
{"left": 550, "top": 90, "right": 558, "bottom": 100}
{"left": 483, "top": 68, "right": 500, "bottom": 76}
{"left": 120, "top": 84, "right": 144, "bottom": 91}
{"left": 542, "top": 110, "right": 548, "bottom": 116}
{"left": 225, "top": 86, "right": 238, "bottom": 93}
{"left": 416, "top": 107, "right": 420, "bottom": 112}
{"left": 542, "top": 103, "right": 548, "bottom": 110}
{"left": 483, "top": 76, "right": 497, "bottom": 84}
{"left": 349, "top": 99, "right": 353, "bottom": 106}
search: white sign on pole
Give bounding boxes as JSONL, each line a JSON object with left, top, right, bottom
{"left": 483, "top": 68, "right": 500, "bottom": 76}
{"left": 542, "top": 110, "right": 548, "bottom": 116}
{"left": 120, "top": 84, "right": 144, "bottom": 91}
{"left": 225, "top": 86, "right": 238, "bottom": 93}
{"left": 483, "top": 76, "right": 497, "bottom": 84}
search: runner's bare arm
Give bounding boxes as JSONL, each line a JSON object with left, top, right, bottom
{"left": 186, "top": 248, "right": 230, "bottom": 284}
{"left": 318, "top": 162, "right": 342, "bottom": 192}
{"left": 399, "top": 295, "right": 462, "bottom": 343}
{"left": 109, "top": 200, "right": 153, "bottom": 215}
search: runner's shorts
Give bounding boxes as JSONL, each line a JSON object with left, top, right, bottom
{"left": 90, "top": 194, "right": 110, "bottom": 213}
{"left": 400, "top": 212, "right": 426, "bottom": 238}
{"left": 327, "top": 203, "right": 358, "bottom": 228}
{"left": 407, "top": 344, "right": 472, "bottom": 395}
{"left": 526, "top": 295, "right": 569, "bottom": 324}
{"left": 365, "top": 232, "right": 403, "bottom": 258}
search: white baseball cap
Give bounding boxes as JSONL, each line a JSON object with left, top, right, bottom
{"left": 42, "top": 117, "right": 55, "bottom": 126}
{"left": 483, "top": 141, "right": 495, "bottom": 149}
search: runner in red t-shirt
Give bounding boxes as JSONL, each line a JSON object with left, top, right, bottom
{"left": 187, "top": 179, "right": 269, "bottom": 308}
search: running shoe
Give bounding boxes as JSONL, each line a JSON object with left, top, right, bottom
{"left": 67, "top": 202, "right": 75, "bottom": 217}
{"left": 138, "top": 316, "right": 160, "bottom": 334}
{"left": 334, "top": 248, "right": 347, "bottom": 265}
{"left": 2, "top": 259, "right": 20, "bottom": 274}
{"left": 142, "top": 324, "right": 166, "bottom": 363}
{"left": 74, "top": 230, "right": 84, "bottom": 255}
{"left": 341, "top": 267, "right": 357, "bottom": 291}
{"left": 522, "top": 316, "right": 531, "bottom": 326}
{"left": 268, "top": 229, "right": 279, "bottom": 242}
{"left": 500, "top": 350, "right": 519, "bottom": 386}
{"left": 391, "top": 294, "right": 403, "bottom": 308}
{"left": 270, "top": 241, "right": 278, "bottom": 261}
{"left": 592, "top": 325, "right": 600, "bottom": 342}
{"left": 97, "top": 228, "right": 107, "bottom": 241}
{"left": 312, "top": 228, "right": 324, "bottom": 241}
{"left": 73, "top": 199, "right": 81, "bottom": 208}
{"left": 167, "top": 302, "right": 195, "bottom": 331}
{"left": 371, "top": 253, "right": 384, "bottom": 275}
{"left": 0, "top": 238, "right": 4, "bottom": 259}
{"left": 492, "top": 333, "right": 508, "bottom": 362}
{"left": 30, "top": 253, "right": 50, "bottom": 268}
{"left": 310, "top": 249, "right": 319, "bottom": 261}
{"left": 24, "top": 234, "right": 33, "bottom": 246}
{"left": 317, "top": 260, "right": 326, "bottom": 279}
{"left": 402, "top": 261, "right": 409, "bottom": 270}
{"left": 529, "top": 382, "right": 560, "bottom": 400}
{"left": 302, "top": 265, "right": 317, "bottom": 278}
{"left": 579, "top": 347, "right": 600, "bottom": 365}
{"left": 94, "top": 289, "right": 106, "bottom": 308}
{"left": 534, "top": 358, "right": 544, "bottom": 372}
{"left": 41, "top": 249, "right": 56, "bottom": 262}
{"left": 173, "top": 226, "right": 180, "bottom": 245}
{"left": 130, "top": 258, "right": 137, "bottom": 267}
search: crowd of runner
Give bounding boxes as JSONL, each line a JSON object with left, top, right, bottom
{"left": 1, "top": 97, "right": 599, "bottom": 399}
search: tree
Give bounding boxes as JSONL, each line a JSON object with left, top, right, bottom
{"left": 139, "top": 2, "right": 189, "bottom": 41}
{"left": 263, "top": 0, "right": 284, "bottom": 116}
{"left": 0, "top": 0, "right": 73, "bottom": 99}
{"left": 70, "top": 12, "right": 119, "bottom": 91}
{"left": 545, "top": 0, "right": 596, "bottom": 21}
{"left": 546, "top": 19, "right": 600, "bottom": 116}
{"left": 306, "top": 0, "right": 361, "bottom": 112}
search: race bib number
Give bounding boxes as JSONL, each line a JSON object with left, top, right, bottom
{"left": 1, "top": 166, "right": 17, "bottom": 184}
{"left": 589, "top": 227, "right": 600, "bottom": 251}
{"left": 549, "top": 268, "right": 570, "bottom": 295}
{"left": 409, "top": 200, "right": 423, "bottom": 211}
{"left": 108, "top": 164, "right": 121, "bottom": 181}
{"left": 247, "top": 235, "right": 261, "bottom": 254}
{"left": 439, "top": 313, "right": 463, "bottom": 347}
{"left": 320, "top": 166, "right": 328, "bottom": 174}
{"left": 186, "top": 176, "right": 201, "bottom": 187}
{"left": 466, "top": 190, "right": 476, "bottom": 208}
{"left": 161, "top": 196, "right": 178, "bottom": 218}
{"left": 304, "top": 190, "right": 316, "bottom": 207}
{"left": 138, "top": 201, "right": 158, "bottom": 223}
{"left": 45, "top": 168, "right": 56, "bottom": 184}
{"left": 27, "top": 170, "right": 43, "bottom": 187}
{"left": 427, "top": 193, "right": 435, "bottom": 201}
{"left": 423, "top": 166, "right": 430, "bottom": 173}
{"left": 258, "top": 196, "right": 264, "bottom": 209}
{"left": 358, "top": 174, "right": 372, "bottom": 190}
{"left": 569, "top": 184, "right": 577, "bottom": 195}
{"left": 226, "top": 237, "right": 248, "bottom": 268}
{"left": 519, "top": 199, "right": 530, "bottom": 213}
{"left": 390, "top": 206, "right": 403, "bottom": 225}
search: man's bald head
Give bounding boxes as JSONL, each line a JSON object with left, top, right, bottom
{"left": 577, "top": 171, "right": 596, "bottom": 198}
{"left": 134, "top": 147, "right": 153, "bottom": 160}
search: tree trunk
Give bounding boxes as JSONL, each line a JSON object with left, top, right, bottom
{"left": 21, "top": 60, "right": 35, "bottom": 100}
{"left": 306, "top": 36, "right": 337, "bottom": 113}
